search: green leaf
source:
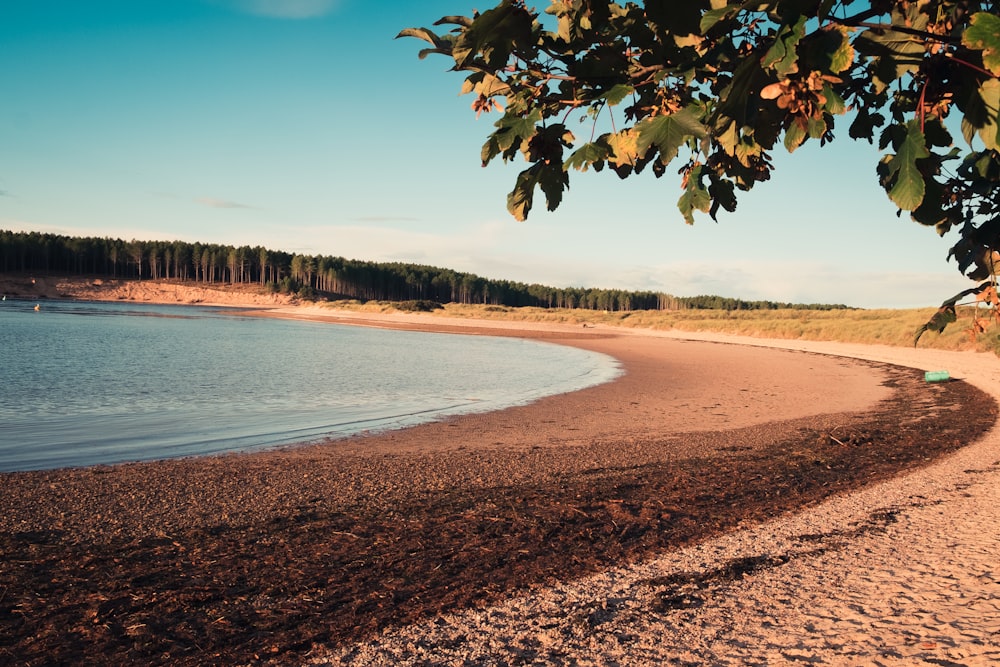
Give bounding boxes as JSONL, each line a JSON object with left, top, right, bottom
{"left": 975, "top": 78, "right": 1000, "bottom": 151}
{"left": 807, "top": 115, "right": 826, "bottom": 139}
{"left": 715, "top": 120, "right": 740, "bottom": 156}
{"left": 433, "top": 15, "right": 474, "bottom": 28}
{"left": 733, "top": 132, "right": 765, "bottom": 169}
{"left": 396, "top": 26, "right": 446, "bottom": 47}
{"left": 494, "top": 109, "right": 543, "bottom": 154}
{"left": 605, "top": 128, "right": 640, "bottom": 170}
{"left": 461, "top": 72, "right": 510, "bottom": 97}
{"left": 713, "top": 53, "right": 769, "bottom": 130}
{"left": 827, "top": 26, "right": 855, "bottom": 74}
{"left": 544, "top": 0, "right": 609, "bottom": 43}
{"left": 849, "top": 109, "right": 883, "bottom": 141}
{"left": 506, "top": 167, "right": 538, "bottom": 222}
{"left": 762, "top": 16, "right": 806, "bottom": 78}
{"left": 708, "top": 177, "right": 737, "bottom": 221}
{"left": 635, "top": 107, "right": 707, "bottom": 164}
{"left": 396, "top": 27, "right": 454, "bottom": 59}
{"left": 452, "top": 1, "right": 534, "bottom": 70}
{"left": 701, "top": 0, "right": 764, "bottom": 32}
{"left": 963, "top": 12, "right": 1000, "bottom": 76}
{"left": 883, "top": 120, "right": 929, "bottom": 211}
{"left": 853, "top": 26, "right": 924, "bottom": 85}
{"left": 922, "top": 116, "right": 954, "bottom": 149}
{"left": 949, "top": 232, "right": 988, "bottom": 277}
{"left": 822, "top": 84, "right": 845, "bottom": 115}
{"left": 911, "top": 175, "right": 956, "bottom": 233}
{"left": 537, "top": 163, "right": 570, "bottom": 212}
{"left": 915, "top": 280, "right": 996, "bottom": 343}
{"left": 784, "top": 119, "right": 807, "bottom": 152}
{"left": 506, "top": 163, "right": 569, "bottom": 220}
{"left": 564, "top": 142, "right": 610, "bottom": 172}
{"left": 601, "top": 84, "right": 634, "bottom": 106}
{"left": 677, "top": 164, "right": 710, "bottom": 225}
{"left": 700, "top": 7, "right": 734, "bottom": 33}
{"left": 914, "top": 305, "right": 957, "bottom": 345}
{"left": 856, "top": 26, "right": 926, "bottom": 58}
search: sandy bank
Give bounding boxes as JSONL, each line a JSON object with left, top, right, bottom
{"left": 0, "top": 274, "right": 297, "bottom": 307}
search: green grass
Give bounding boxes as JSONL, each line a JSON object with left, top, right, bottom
{"left": 320, "top": 300, "right": 1000, "bottom": 355}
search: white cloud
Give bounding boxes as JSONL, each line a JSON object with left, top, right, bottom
{"left": 221, "top": 0, "right": 341, "bottom": 19}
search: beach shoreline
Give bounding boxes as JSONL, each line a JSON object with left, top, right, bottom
{"left": 2, "top": 280, "right": 999, "bottom": 665}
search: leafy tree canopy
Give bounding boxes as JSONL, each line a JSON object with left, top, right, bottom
{"left": 400, "top": 0, "right": 1000, "bottom": 341}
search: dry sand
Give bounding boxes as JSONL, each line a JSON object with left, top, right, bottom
{"left": 307, "top": 327, "right": 1000, "bottom": 667}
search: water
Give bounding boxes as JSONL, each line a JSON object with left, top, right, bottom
{"left": 0, "top": 300, "right": 621, "bottom": 471}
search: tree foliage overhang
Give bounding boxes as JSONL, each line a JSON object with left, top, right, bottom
{"left": 400, "top": 0, "right": 1000, "bottom": 342}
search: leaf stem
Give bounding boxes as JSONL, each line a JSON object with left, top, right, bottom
{"left": 944, "top": 54, "right": 999, "bottom": 79}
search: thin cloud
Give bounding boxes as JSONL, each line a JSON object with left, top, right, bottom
{"left": 222, "top": 0, "right": 341, "bottom": 19}
{"left": 195, "top": 196, "right": 254, "bottom": 210}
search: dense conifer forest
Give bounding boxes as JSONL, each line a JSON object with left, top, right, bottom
{"left": 0, "top": 230, "right": 849, "bottom": 311}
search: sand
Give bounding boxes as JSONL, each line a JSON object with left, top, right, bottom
{"left": 309, "top": 328, "right": 1000, "bottom": 667}
{"left": 2, "top": 281, "right": 998, "bottom": 665}
{"left": 0, "top": 274, "right": 297, "bottom": 307}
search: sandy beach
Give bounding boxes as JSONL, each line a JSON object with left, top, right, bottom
{"left": 1, "top": 283, "right": 998, "bottom": 665}
{"left": 307, "top": 328, "right": 1000, "bottom": 666}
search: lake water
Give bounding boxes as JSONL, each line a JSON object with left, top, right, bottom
{"left": 0, "top": 300, "right": 621, "bottom": 472}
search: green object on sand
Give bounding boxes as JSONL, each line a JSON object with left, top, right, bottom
{"left": 924, "top": 370, "right": 950, "bottom": 383}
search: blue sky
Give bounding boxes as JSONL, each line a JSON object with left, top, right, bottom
{"left": 0, "top": 0, "right": 977, "bottom": 308}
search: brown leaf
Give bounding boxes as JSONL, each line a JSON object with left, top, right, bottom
{"left": 760, "top": 82, "right": 785, "bottom": 99}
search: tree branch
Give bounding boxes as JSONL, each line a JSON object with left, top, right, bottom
{"left": 830, "top": 6, "right": 889, "bottom": 25}
{"left": 840, "top": 20, "right": 961, "bottom": 45}
{"left": 629, "top": 63, "right": 666, "bottom": 81}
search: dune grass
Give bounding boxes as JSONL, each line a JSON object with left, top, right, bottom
{"left": 322, "top": 299, "right": 1000, "bottom": 355}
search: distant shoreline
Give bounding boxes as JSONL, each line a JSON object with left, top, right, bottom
{"left": 2, "top": 273, "right": 986, "bottom": 355}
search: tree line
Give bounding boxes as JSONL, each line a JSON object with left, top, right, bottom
{"left": 0, "top": 230, "right": 848, "bottom": 311}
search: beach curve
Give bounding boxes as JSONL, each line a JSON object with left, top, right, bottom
{"left": 312, "top": 328, "right": 1000, "bottom": 667}
{"left": 0, "top": 303, "right": 996, "bottom": 666}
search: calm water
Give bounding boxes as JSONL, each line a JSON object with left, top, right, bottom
{"left": 0, "top": 300, "right": 621, "bottom": 472}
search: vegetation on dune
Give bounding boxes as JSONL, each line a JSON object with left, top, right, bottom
{"left": 328, "top": 300, "right": 1000, "bottom": 354}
